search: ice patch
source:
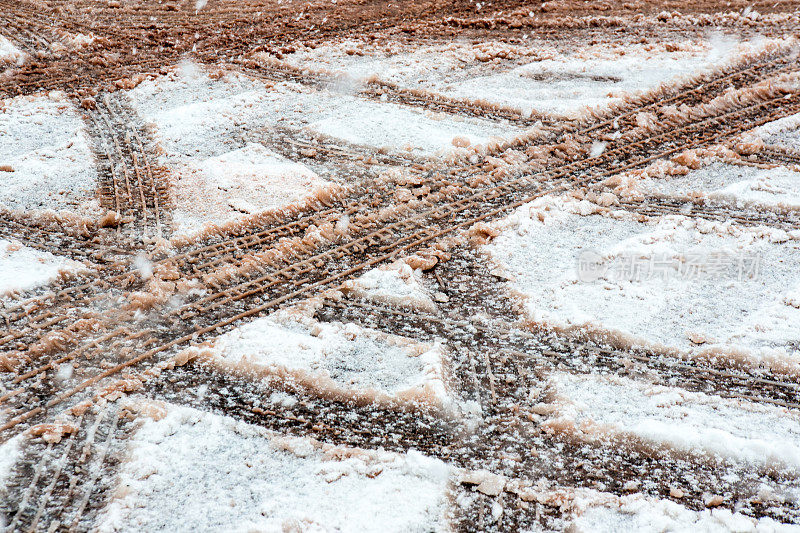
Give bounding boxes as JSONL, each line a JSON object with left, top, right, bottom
{"left": 97, "top": 404, "right": 451, "bottom": 532}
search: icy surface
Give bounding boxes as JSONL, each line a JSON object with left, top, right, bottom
{"left": 486, "top": 197, "right": 800, "bottom": 367}
{"left": 633, "top": 162, "right": 800, "bottom": 209}
{"left": 0, "top": 239, "right": 84, "bottom": 295}
{"left": 0, "top": 94, "right": 100, "bottom": 216}
{"left": 97, "top": 404, "right": 451, "bottom": 532}
{"left": 546, "top": 372, "right": 800, "bottom": 473}
{"left": 567, "top": 490, "right": 800, "bottom": 532}
{"left": 199, "top": 308, "right": 450, "bottom": 406}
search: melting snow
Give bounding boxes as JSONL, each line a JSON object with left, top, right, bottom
{"left": 0, "top": 93, "right": 100, "bottom": 217}
{"left": 0, "top": 239, "right": 85, "bottom": 296}
{"left": 485, "top": 196, "right": 800, "bottom": 373}
{"left": 544, "top": 372, "right": 800, "bottom": 474}
{"left": 97, "top": 403, "right": 451, "bottom": 532}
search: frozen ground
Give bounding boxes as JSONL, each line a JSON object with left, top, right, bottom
{"left": 0, "top": 94, "right": 100, "bottom": 218}
{"left": 97, "top": 403, "right": 451, "bottom": 533}
{"left": 544, "top": 372, "right": 800, "bottom": 474}
{"left": 0, "top": 239, "right": 85, "bottom": 296}
{"left": 614, "top": 161, "right": 800, "bottom": 210}
{"left": 281, "top": 37, "right": 762, "bottom": 117}
{"left": 189, "top": 305, "right": 451, "bottom": 408}
{"left": 485, "top": 196, "right": 800, "bottom": 372}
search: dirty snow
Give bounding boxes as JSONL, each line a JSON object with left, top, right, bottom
{"left": 0, "top": 239, "right": 85, "bottom": 295}
{"left": 282, "top": 38, "right": 752, "bottom": 118}
{"left": 0, "top": 94, "right": 100, "bottom": 217}
{"left": 545, "top": 372, "right": 800, "bottom": 474}
{"left": 626, "top": 162, "right": 800, "bottom": 210}
{"left": 193, "top": 307, "right": 450, "bottom": 408}
{"left": 485, "top": 196, "right": 800, "bottom": 372}
{"left": 565, "top": 489, "right": 800, "bottom": 532}
{"left": 97, "top": 403, "right": 451, "bottom": 532}
{"left": 0, "top": 35, "right": 26, "bottom": 67}
{"left": 342, "top": 262, "right": 438, "bottom": 313}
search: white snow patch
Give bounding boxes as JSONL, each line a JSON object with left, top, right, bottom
{"left": 750, "top": 113, "right": 800, "bottom": 151}
{"left": 0, "top": 94, "right": 100, "bottom": 217}
{"left": 566, "top": 489, "right": 800, "bottom": 532}
{"left": 545, "top": 372, "right": 800, "bottom": 474}
{"left": 0, "top": 433, "right": 23, "bottom": 490}
{"left": 195, "top": 308, "right": 451, "bottom": 408}
{"left": 170, "top": 142, "right": 331, "bottom": 237}
{"left": 0, "top": 239, "right": 85, "bottom": 296}
{"left": 342, "top": 262, "right": 438, "bottom": 313}
{"left": 0, "top": 35, "right": 26, "bottom": 67}
{"left": 97, "top": 403, "right": 451, "bottom": 532}
{"left": 485, "top": 196, "right": 800, "bottom": 372}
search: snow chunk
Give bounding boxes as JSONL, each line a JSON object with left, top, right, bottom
{"left": 749, "top": 113, "right": 800, "bottom": 151}
{"left": 170, "top": 142, "right": 331, "bottom": 238}
{"left": 97, "top": 404, "right": 451, "bottom": 532}
{"left": 195, "top": 308, "right": 451, "bottom": 409}
{"left": 545, "top": 372, "right": 800, "bottom": 474}
{"left": 342, "top": 262, "right": 438, "bottom": 313}
{"left": 485, "top": 197, "right": 800, "bottom": 374}
{"left": 0, "top": 239, "right": 85, "bottom": 296}
{"left": 0, "top": 94, "right": 100, "bottom": 217}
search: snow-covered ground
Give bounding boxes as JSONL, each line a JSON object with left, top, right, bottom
{"left": 485, "top": 196, "right": 800, "bottom": 373}
{"left": 188, "top": 305, "right": 451, "bottom": 409}
{"left": 0, "top": 239, "right": 85, "bottom": 296}
{"left": 125, "top": 62, "right": 513, "bottom": 237}
{"left": 0, "top": 93, "right": 100, "bottom": 218}
{"left": 543, "top": 372, "right": 800, "bottom": 474}
{"left": 611, "top": 160, "right": 800, "bottom": 210}
{"left": 280, "top": 37, "right": 765, "bottom": 118}
{"left": 562, "top": 489, "right": 800, "bottom": 532}
{"left": 98, "top": 403, "right": 451, "bottom": 532}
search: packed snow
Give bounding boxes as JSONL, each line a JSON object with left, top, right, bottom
{"left": 0, "top": 93, "right": 100, "bottom": 217}
{"left": 617, "top": 161, "right": 800, "bottom": 210}
{"left": 543, "top": 372, "right": 800, "bottom": 474}
{"left": 189, "top": 306, "right": 451, "bottom": 408}
{"left": 341, "top": 262, "right": 439, "bottom": 313}
{"left": 564, "top": 489, "right": 800, "bottom": 532}
{"left": 485, "top": 196, "right": 800, "bottom": 373}
{"left": 0, "top": 239, "right": 85, "bottom": 296}
{"left": 97, "top": 403, "right": 451, "bottom": 532}
{"left": 281, "top": 37, "right": 757, "bottom": 118}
